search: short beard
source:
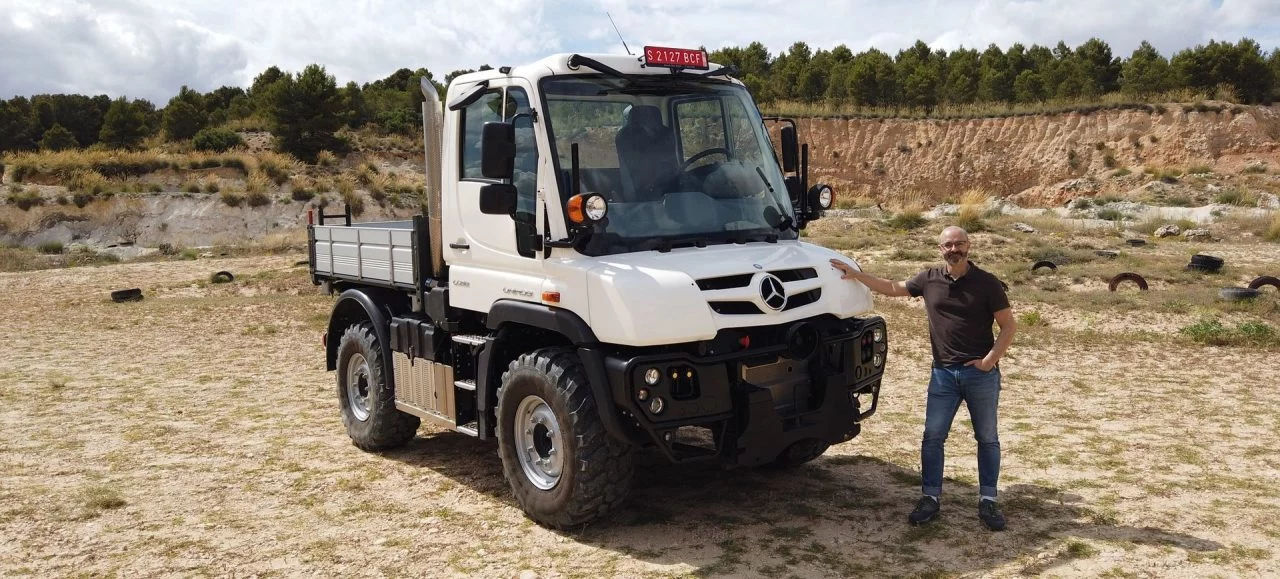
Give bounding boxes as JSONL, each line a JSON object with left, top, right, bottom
{"left": 944, "top": 251, "right": 966, "bottom": 265}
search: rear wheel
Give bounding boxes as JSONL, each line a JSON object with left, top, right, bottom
{"left": 336, "top": 322, "right": 419, "bottom": 451}
{"left": 496, "top": 348, "right": 633, "bottom": 528}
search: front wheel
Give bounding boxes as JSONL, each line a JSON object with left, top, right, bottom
{"left": 336, "top": 322, "right": 419, "bottom": 451}
{"left": 496, "top": 348, "right": 633, "bottom": 528}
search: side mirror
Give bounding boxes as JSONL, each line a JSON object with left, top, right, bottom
{"left": 479, "top": 184, "right": 517, "bottom": 216}
{"left": 481, "top": 122, "right": 515, "bottom": 179}
{"left": 780, "top": 126, "right": 798, "bottom": 173}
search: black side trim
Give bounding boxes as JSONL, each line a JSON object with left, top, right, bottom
{"left": 326, "top": 288, "right": 400, "bottom": 373}
{"left": 579, "top": 346, "right": 647, "bottom": 445}
{"left": 485, "top": 300, "right": 598, "bottom": 345}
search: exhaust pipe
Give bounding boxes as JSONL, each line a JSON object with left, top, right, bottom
{"left": 419, "top": 77, "right": 444, "bottom": 277}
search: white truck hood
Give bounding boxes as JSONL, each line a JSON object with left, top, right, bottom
{"left": 582, "top": 241, "right": 874, "bottom": 346}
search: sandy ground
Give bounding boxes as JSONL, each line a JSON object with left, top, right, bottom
{"left": 2, "top": 249, "right": 1279, "bottom": 578}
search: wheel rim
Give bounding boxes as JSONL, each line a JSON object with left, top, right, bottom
{"left": 345, "top": 353, "right": 372, "bottom": 422}
{"left": 514, "top": 395, "right": 565, "bottom": 490}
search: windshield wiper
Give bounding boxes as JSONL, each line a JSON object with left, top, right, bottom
{"left": 566, "top": 54, "right": 627, "bottom": 78}
{"left": 756, "top": 166, "right": 796, "bottom": 232}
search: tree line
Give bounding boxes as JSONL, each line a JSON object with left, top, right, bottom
{"left": 0, "top": 37, "right": 1276, "bottom": 162}
{"left": 711, "top": 37, "right": 1277, "bottom": 109}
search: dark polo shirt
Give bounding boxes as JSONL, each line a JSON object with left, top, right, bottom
{"left": 905, "top": 261, "right": 1010, "bottom": 366}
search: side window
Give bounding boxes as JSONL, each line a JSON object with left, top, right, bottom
{"left": 675, "top": 99, "right": 727, "bottom": 169}
{"left": 460, "top": 90, "right": 505, "bottom": 180}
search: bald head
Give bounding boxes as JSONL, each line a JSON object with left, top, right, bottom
{"left": 939, "top": 226, "right": 969, "bottom": 244}
{"left": 938, "top": 226, "right": 971, "bottom": 265}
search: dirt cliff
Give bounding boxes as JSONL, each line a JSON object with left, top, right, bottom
{"left": 800, "top": 103, "right": 1280, "bottom": 207}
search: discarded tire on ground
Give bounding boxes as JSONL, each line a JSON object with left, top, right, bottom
{"left": 1095, "top": 250, "right": 1119, "bottom": 258}
{"left": 1187, "top": 254, "right": 1224, "bottom": 273}
{"left": 1125, "top": 239, "right": 1147, "bottom": 247}
{"left": 110, "top": 288, "right": 143, "bottom": 303}
{"left": 1108, "top": 272, "right": 1149, "bottom": 292}
{"left": 210, "top": 271, "right": 235, "bottom": 284}
{"left": 294, "top": 260, "right": 310, "bottom": 267}
{"left": 1031, "top": 261, "right": 1057, "bottom": 272}
{"left": 1247, "top": 276, "right": 1280, "bottom": 291}
{"left": 1219, "top": 287, "right": 1260, "bottom": 301}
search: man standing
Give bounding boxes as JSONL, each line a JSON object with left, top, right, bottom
{"left": 830, "top": 226, "right": 1015, "bottom": 531}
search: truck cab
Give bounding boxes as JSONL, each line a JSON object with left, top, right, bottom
{"left": 310, "top": 49, "right": 887, "bottom": 528}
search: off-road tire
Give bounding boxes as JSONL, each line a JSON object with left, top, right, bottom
{"left": 1108, "top": 272, "right": 1149, "bottom": 292}
{"left": 1247, "top": 276, "right": 1280, "bottom": 291}
{"left": 771, "top": 438, "right": 831, "bottom": 468}
{"left": 1030, "top": 260, "right": 1057, "bottom": 272}
{"left": 336, "top": 322, "right": 419, "bottom": 451}
{"left": 496, "top": 348, "right": 633, "bottom": 528}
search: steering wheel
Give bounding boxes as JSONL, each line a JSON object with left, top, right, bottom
{"left": 677, "top": 147, "right": 731, "bottom": 173}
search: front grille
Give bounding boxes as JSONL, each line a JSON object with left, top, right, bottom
{"left": 772, "top": 267, "right": 818, "bottom": 282}
{"left": 709, "top": 301, "right": 763, "bottom": 315}
{"left": 697, "top": 274, "right": 753, "bottom": 291}
{"left": 696, "top": 267, "right": 816, "bottom": 291}
{"left": 783, "top": 288, "right": 821, "bottom": 311}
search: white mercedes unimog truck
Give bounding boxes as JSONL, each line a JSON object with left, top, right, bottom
{"left": 309, "top": 47, "right": 888, "bottom": 528}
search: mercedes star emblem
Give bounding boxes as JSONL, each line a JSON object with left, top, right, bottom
{"left": 759, "top": 274, "right": 787, "bottom": 311}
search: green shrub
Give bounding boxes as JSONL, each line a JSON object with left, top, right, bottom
{"left": 203, "top": 180, "right": 220, "bottom": 194}
{"left": 1111, "top": 167, "right": 1131, "bottom": 178}
{"left": 220, "top": 191, "right": 244, "bottom": 207}
{"left": 1187, "top": 165, "right": 1212, "bottom": 175}
{"left": 1096, "top": 208, "right": 1124, "bottom": 221}
{"left": 72, "top": 192, "right": 95, "bottom": 208}
{"left": 1242, "top": 164, "right": 1267, "bottom": 174}
{"left": 1067, "top": 149, "right": 1081, "bottom": 170}
{"left": 36, "top": 241, "right": 64, "bottom": 254}
{"left": 315, "top": 150, "right": 338, "bottom": 167}
{"left": 40, "top": 124, "right": 79, "bottom": 151}
{"left": 1180, "top": 319, "right": 1231, "bottom": 345}
{"left": 1265, "top": 214, "right": 1280, "bottom": 242}
{"left": 1165, "top": 195, "right": 1192, "bottom": 207}
{"left": 192, "top": 127, "right": 245, "bottom": 152}
{"left": 341, "top": 190, "right": 365, "bottom": 216}
{"left": 1214, "top": 189, "right": 1255, "bottom": 206}
{"left": 6, "top": 190, "right": 44, "bottom": 210}
{"left": 1102, "top": 152, "right": 1117, "bottom": 168}
{"left": 1018, "top": 310, "right": 1046, "bottom": 326}
{"left": 887, "top": 209, "right": 928, "bottom": 230}
{"left": 246, "top": 191, "right": 271, "bottom": 207}
{"left": 182, "top": 181, "right": 201, "bottom": 194}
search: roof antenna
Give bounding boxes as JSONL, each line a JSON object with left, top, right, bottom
{"left": 606, "top": 12, "right": 633, "bottom": 56}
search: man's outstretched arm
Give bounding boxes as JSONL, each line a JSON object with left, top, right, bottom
{"left": 829, "top": 258, "right": 911, "bottom": 297}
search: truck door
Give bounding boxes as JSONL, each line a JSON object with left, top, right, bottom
{"left": 446, "top": 79, "right": 546, "bottom": 312}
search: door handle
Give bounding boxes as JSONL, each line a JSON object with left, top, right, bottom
{"left": 449, "top": 242, "right": 470, "bottom": 250}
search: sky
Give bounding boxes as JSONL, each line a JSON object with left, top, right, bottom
{"left": 2, "top": 0, "right": 1279, "bottom": 104}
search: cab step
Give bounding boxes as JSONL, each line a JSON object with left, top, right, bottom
{"left": 456, "top": 422, "right": 479, "bottom": 437}
{"left": 451, "top": 334, "right": 487, "bottom": 346}
{"left": 455, "top": 379, "right": 476, "bottom": 391}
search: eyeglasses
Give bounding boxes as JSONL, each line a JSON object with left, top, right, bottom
{"left": 939, "top": 241, "right": 970, "bottom": 249}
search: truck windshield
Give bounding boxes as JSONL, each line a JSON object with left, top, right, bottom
{"left": 540, "top": 75, "right": 798, "bottom": 255}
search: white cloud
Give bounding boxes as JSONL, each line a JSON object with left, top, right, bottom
{"left": 1, "top": 0, "right": 1276, "bottom": 104}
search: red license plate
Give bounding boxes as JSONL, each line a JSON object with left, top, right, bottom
{"left": 643, "top": 46, "right": 708, "bottom": 70}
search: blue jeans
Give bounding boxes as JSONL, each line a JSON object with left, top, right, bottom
{"left": 921, "top": 363, "right": 1001, "bottom": 499}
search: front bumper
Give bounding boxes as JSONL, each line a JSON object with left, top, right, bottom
{"left": 591, "top": 315, "right": 887, "bottom": 466}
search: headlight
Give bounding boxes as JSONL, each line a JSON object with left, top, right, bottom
{"left": 873, "top": 328, "right": 884, "bottom": 343}
{"left": 644, "top": 367, "right": 661, "bottom": 385}
{"left": 585, "top": 194, "right": 608, "bottom": 221}
{"left": 649, "top": 397, "right": 665, "bottom": 414}
{"left": 808, "top": 184, "right": 834, "bottom": 210}
{"left": 873, "top": 354, "right": 883, "bottom": 367}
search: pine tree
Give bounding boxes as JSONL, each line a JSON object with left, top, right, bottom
{"left": 40, "top": 123, "right": 78, "bottom": 151}
{"left": 98, "top": 97, "right": 149, "bottom": 149}
{"left": 265, "top": 64, "right": 347, "bottom": 162}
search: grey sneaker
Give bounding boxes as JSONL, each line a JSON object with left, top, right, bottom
{"left": 908, "top": 495, "right": 940, "bottom": 526}
{"left": 979, "top": 499, "right": 1006, "bottom": 531}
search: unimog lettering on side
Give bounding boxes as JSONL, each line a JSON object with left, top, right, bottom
{"left": 309, "top": 47, "right": 888, "bottom": 527}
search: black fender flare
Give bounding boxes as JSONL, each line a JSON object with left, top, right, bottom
{"left": 485, "top": 299, "right": 599, "bottom": 344}
{"left": 482, "top": 300, "right": 638, "bottom": 444}
{"left": 325, "top": 287, "right": 407, "bottom": 371}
